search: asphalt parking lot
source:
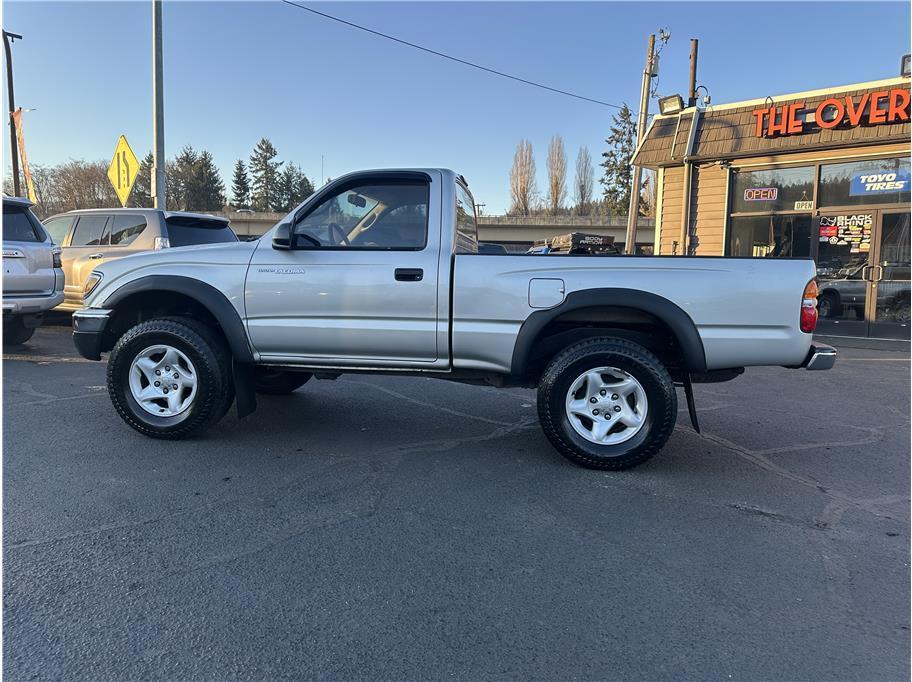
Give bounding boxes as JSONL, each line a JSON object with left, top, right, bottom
{"left": 3, "top": 320, "right": 910, "bottom": 680}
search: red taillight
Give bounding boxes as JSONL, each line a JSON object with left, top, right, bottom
{"left": 800, "top": 280, "right": 818, "bottom": 333}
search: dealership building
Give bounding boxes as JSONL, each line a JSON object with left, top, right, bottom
{"left": 633, "top": 76, "right": 911, "bottom": 339}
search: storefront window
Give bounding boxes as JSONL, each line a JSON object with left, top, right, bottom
{"left": 818, "top": 157, "right": 910, "bottom": 207}
{"left": 729, "top": 215, "right": 812, "bottom": 258}
{"left": 730, "top": 166, "right": 815, "bottom": 213}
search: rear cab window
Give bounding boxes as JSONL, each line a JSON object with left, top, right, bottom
{"left": 3, "top": 204, "right": 46, "bottom": 243}
{"left": 165, "top": 216, "right": 238, "bottom": 247}
{"left": 455, "top": 181, "right": 478, "bottom": 254}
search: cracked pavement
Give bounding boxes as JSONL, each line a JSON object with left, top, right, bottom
{"left": 3, "top": 322, "right": 910, "bottom": 679}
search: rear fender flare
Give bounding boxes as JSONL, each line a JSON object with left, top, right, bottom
{"left": 511, "top": 288, "right": 707, "bottom": 375}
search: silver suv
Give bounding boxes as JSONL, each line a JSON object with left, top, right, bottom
{"left": 2, "top": 196, "right": 65, "bottom": 344}
{"left": 42, "top": 208, "right": 237, "bottom": 310}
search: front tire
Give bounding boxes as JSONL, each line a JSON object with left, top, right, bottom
{"left": 107, "top": 317, "right": 233, "bottom": 439}
{"left": 537, "top": 338, "right": 677, "bottom": 470}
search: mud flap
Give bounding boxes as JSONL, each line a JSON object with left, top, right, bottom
{"left": 682, "top": 372, "right": 700, "bottom": 433}
{"left": 232, "top": 360, "right": 257, "bottom": 418}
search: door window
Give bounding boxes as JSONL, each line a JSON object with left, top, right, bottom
{"left": 874, "top": 212, "right": 911, "bottom": 327}
{"left": 42, "top": 216, "right": 74, "bottom": 245}
{"left": 70, "top": 215, "right": 110, "bottom": 246}
{"left": 108, "top": 215, "right": 147, "bottom": 246}
{"left": 293, "top": 181, "right": 429, "bottom": 250}
{"left": 815, "top": 213, "right": 875, "bottom": 327}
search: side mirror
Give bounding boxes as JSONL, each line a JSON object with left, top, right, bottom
{"left": 273, "top": 222, "right": 292, "bottom": 250}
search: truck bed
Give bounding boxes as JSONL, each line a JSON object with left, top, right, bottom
{"left": 451, "top": 255, "right": 818, "bottom": 373}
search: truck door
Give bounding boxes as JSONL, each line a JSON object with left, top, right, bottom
{"left": 245, "top": 171, "right": 444, "bottom": 366}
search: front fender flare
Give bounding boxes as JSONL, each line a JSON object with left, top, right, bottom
{"left": 102, "top": 275, "right": 254, "bottom": 364}
{"left": 510, "top": 288, "right": 707, "bottom": 375}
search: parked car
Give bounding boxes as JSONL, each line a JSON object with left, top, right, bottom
{"left": 817, "top": 262, "right": 910, "bottom": 323}
{"left": 2, "top": 196, "right": 64, "bottom": 344}
{"left": 42, "top": 208, "right": 237, "bottom": 311}
{"left": 71, "top": 169, "right": 834, "bottom": 470}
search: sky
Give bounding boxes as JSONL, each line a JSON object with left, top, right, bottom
{"left": 3, "top": 1, "right": 910, "bottom": 214}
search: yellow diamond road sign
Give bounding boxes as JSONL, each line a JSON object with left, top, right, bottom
{"left": 107, "top": 135, "right": 140, "bottom": 207}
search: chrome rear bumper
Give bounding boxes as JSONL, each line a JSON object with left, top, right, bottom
{"left": 802, "top": 343, "right": 837, "bottom": 370}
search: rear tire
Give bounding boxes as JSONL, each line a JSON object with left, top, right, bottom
{"left": 254, "top": 368, "right": 312, "bottom": 395}
{"left": 817, "top": 292, "right": 841, "bottom": 319}
{"left": 107, "top": 317, "right": 233, "bottom": 439}
{"left": 537, "top": 337, "right": 677, "bottom": 470}
{"left": 3, "top": 317, "right": 35, "bottom": 346}
{"left": 892, "top": 298, "right": 911, "bottom": 324}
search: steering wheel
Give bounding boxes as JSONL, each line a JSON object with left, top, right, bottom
{"left": 327, "top": 222, "right": 351, "bottom": 246}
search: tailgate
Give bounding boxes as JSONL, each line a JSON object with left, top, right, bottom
{"left": 3, "top": 240, "right": 56, "bottom": 295}
{"left": 2, "top": 201, "right": 58, "bottom": 297}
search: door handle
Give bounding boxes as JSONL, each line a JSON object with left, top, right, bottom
{"left": 871, "top": 265, "right": 884, "bottom": 282}
{"left": 394, "top": 268, "right": 423, "bottom": 282}
{"left": 87, "top": 253, "right": 104, "bottom": 259}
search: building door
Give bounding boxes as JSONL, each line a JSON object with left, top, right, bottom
{"left": 815, "top": 210, "right": 911, "bottom": 339}
{"left": 814, "top": 212, "right": 877, "bottom": 337}
{"left": 869, "top": 210, "right": 911, "bottom": 339}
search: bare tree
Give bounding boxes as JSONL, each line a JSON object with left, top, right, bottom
{"left": 509, "top": 139, "right": 537, "bottom": 216}
{"left": 546, "top": 135, "right": 567, "bottom": 216}
{"left": 640, "top": 170, "right": 657, "bottom": 218}
{"left": 573, "top": 146, "right": 594, "bottom": 216}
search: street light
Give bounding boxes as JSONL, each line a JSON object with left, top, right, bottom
{"left": 3, "top": 29, "right": 23, "bottom": 196}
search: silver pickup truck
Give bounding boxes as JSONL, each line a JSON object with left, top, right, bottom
{"left": 72, "top": 169, "right": 835, "bottom": 470}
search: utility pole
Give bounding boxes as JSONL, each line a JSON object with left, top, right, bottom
{"left": 151, "top": 0, "right": 166, "bottom": 208}
{"left": 624, "top": 33, "right": 655, "bottom": 255}
{"left": 687, "top": 39, "right": 699, "bottom": 107}
{"left": 3, "top": 30, "right": 22, "bottom": 197}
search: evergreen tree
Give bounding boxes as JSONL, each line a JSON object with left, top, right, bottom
{"left": 231, "top": 159, "right": 250, "bottom": 209}
{"left": 249, "top": 138, "right": 282, "bottom": 211}
{"left": 195, "top": 151, "right": 225, "bottom": 211}
{"left": 293, "top": 167, "right": 314, "bottom": 205}
{"left": 600, "top": 103, "right": 637, "bottom": 215}
{"left": 170, "top": 145, "right": 200, "bottom": 210}
{"left": 131, "top": 152, "right": 155, "bottom": 208}
{"left": 165, "top": 145, "right": 225, "bottom": 211}
{"left": 276, "top": 164, "right": 296, "bottom": 213}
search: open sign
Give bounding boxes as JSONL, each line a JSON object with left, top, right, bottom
{"left": 743, "top": 187, "right": 778, "bottom": 201}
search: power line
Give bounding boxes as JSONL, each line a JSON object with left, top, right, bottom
{"left": 280, "top": 0, "right": 631, "bottom": 111}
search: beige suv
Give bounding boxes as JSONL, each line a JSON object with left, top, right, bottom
{"left": 42, "top": 208, "right": 237, "bottom": 310}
